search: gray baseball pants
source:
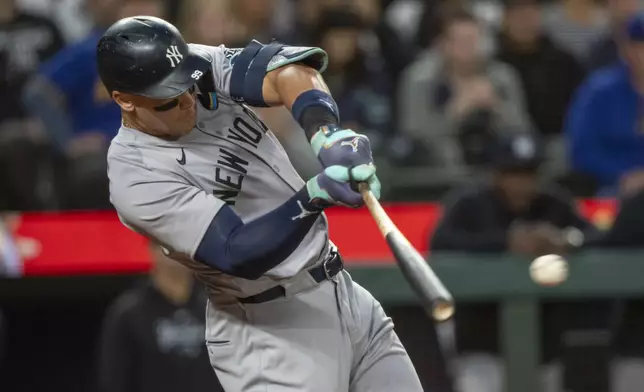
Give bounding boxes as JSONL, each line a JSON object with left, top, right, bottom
{"left": 205, "top": 269, "right": 424, "bottom": 391}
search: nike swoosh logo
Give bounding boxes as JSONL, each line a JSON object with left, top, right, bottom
{"left": 176, "top": 148, "right": 186, "bottom": 165}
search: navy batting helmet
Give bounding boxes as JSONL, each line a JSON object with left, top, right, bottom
{"left": 96, "top": 16, "right": 211, "bottom": 100}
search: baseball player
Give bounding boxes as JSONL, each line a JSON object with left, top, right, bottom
{"left": 98, "top": 16, "right": 423, "bottom": 392}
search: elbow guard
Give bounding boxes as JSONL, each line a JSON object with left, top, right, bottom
{"left": 229, "top": 40, "right": 329, "bottom": 107}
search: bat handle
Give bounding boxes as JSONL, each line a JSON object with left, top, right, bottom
{"left": 357, "top": 182, "right": 396, "bottom": 236}
{"left": 358, "top": 182, "right": 371, "bottom": 195}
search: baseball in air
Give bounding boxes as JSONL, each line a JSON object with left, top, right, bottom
{"left": 529, "top": 254, "right": 569, "bottom": 286}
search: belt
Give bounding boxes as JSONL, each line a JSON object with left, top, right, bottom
{"left": 239, "top": 252, "right": 344, "bottom": 304}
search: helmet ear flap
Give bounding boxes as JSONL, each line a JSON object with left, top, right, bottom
{"left": 196, "top": 69, "right": 218, "bottom": 110}
{"left": 196, "top": 69, "right": 215, "bottom": 93}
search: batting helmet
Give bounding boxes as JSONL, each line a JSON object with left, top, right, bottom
{"left": 96, "top": 16, "right": 211, "bottom": 100}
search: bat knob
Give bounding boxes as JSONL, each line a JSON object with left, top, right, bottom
{"left": 433, "top": 301, "right": 455, "bottom": 322}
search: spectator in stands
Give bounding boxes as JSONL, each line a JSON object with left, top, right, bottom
{"left": 229, "top": 0, "right": 279, "bottom": 45}
{"left": 190, "top": 0, "right": 295, "bottom": 47}
{"left": 565, "top": 11, "right": 644, "bottom": 196}
{"left": 431, "top": 131, "right": 590, "bottom": 255}
{"left": 312, "top": 8, "right": 393, "bottom": 155}
{"left": 542, "top": 0, "right": 608, "bottom": 66}
{"left": 0, "top": 0, "right": 65, "bottom": 211}
{"left": 292, "top": 0, "right": 413, "bottom": 84}
{"left": 430, "top": 131, "right": 594, "bottom": 392}
{"left": 587, "top": 0, "right": 643, "bottom": 72}
{"left": 21, "top": 0, "right": 165, "bottom": 210}
{"left": 345, "top": 0, "right": 415, "bottom": 87}
{"left": 496, "top": 0, "right": 585, "bottom": 137}
{"left": 179, "top": 0, "right": 246, "bottom": 47}
{"left": 397, "top": 8, "right": 532, "bottom": 174}
{"left": 97, "top": 243, "right": 224, "bottom": 392}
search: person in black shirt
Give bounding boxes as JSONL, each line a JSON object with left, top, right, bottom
{"left": 0, "top": 0, "right": 65, "bottom": 211}
{"left": 496, "top": 0, "right": 585, "bottom": 137}
{"left": 97, "top": 243, "right": 224, "bottom": 392}
{"left": 0, "top": 0, "right": 64, "bottom": 123}
{"left": 430, "top": 132, "right": 597, "bottom": 392}
{"left": 586, "top": 0, "right": 643, "bottom": 72}
{"left": 431, "top": 132, "right": 591, "bottom": 254}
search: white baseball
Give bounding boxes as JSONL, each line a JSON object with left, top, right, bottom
{"left": 529, "top": 254, "right": 569, "bottom": 286}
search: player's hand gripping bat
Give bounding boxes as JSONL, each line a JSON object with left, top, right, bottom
{"left": 358, "top": 182, "right": 455, "bottom": 322}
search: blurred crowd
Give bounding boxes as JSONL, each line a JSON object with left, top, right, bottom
{"left": 2, "top": 0, "right": 644, "bottom": 211}
{"left": 2, "top": 0, "right": 644, "bottom": 391}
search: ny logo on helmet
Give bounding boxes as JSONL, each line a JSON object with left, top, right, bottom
{"left": 166, "top": 45, "right": 183, "bottom": 68}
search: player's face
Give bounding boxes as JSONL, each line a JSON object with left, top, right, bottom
{"left": 496, "top": 169, "right": 539, "bottom": 212}
{"left": 115, "top": 86, "right": 198, "bottom": 139}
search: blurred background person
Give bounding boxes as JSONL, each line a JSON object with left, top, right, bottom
{"left": 312, "top": 8, "right": 394, "bottom": 157}
{"left": 587, "top": 0, "right": 644, "bottom": 72}
{"left": 431, "top": 131, "right": 590, "bottom": 256}
{"left": 226, "top": 0, "right": 282, "bottom": 46}
{"left": 496, "top": 0, "right": 585, "bottom": 138}
{"left": 0, "top": 0, "right": 65, "bottom": 211}
{"left": 430, "top": 131, "right": 594, "bottom": 392}
{"left": 293, "top": 0, "right": 413, "bottom": 82}
{"left": 397, "top": 7, "right": 533, "bottom": 178}
{"left": 565, "top": 11, "right": 644, "bottom": 197}
{"left": 542, "top": 0, "right": 608, "bottom": 67}
{"left": 179, "top": 0, "right": 247, "bottom": 47}
{"left": 97, "top": 243, "right": 224, "bottom": 392}
{"left": 495, "top": 0, "right": 586, "bottom": 180}
{"left": 21, "top": 0, "right": 165, "bottom": 211}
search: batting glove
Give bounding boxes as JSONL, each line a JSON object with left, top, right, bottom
{"left": 306, "top": 164, "right": 381, "bottom": 208}
{"left": 311, "top": 125, "right": 374, "bottom": 169}
{"left": 309, "top": 125, "right": 381, "bottom": 202}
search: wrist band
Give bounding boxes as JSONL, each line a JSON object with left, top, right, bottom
{"left": 291, "top": 89, "right": 340, "bottom": 140}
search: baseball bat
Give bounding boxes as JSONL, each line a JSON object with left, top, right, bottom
{"left": 358, "top": 182, "right": 455, "bottom": 322}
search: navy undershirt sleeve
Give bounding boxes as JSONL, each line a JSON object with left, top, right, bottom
{"left": 194, "top": 188, "right": 321, "bottom": 279}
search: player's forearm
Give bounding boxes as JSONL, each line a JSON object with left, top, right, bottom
{"left": 264, "top": 65, "right": 340, "bottom": 140}
{"left": 194, "top": 188, "right": 321, "bottom": 280}
{"left": 263, "top": 64, "right": 328, "bottom": 104}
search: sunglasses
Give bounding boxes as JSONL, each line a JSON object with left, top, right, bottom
{"left": 152, "top": 85, "right": 196, "bottom": 112}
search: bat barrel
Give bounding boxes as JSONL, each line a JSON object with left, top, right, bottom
{"left": 358, "top": 183, "right": 456, "bottom": 323}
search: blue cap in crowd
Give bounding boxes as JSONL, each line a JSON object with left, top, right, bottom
{"left": 626, "top": 12, "right": 644, "bottom": 41}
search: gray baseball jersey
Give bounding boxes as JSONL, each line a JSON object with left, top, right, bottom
{"left": 108, "top": 41, "right": 425, "bottom": 392}
{"left": 107, "top": 43, "right": 333, "bottom": 297}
